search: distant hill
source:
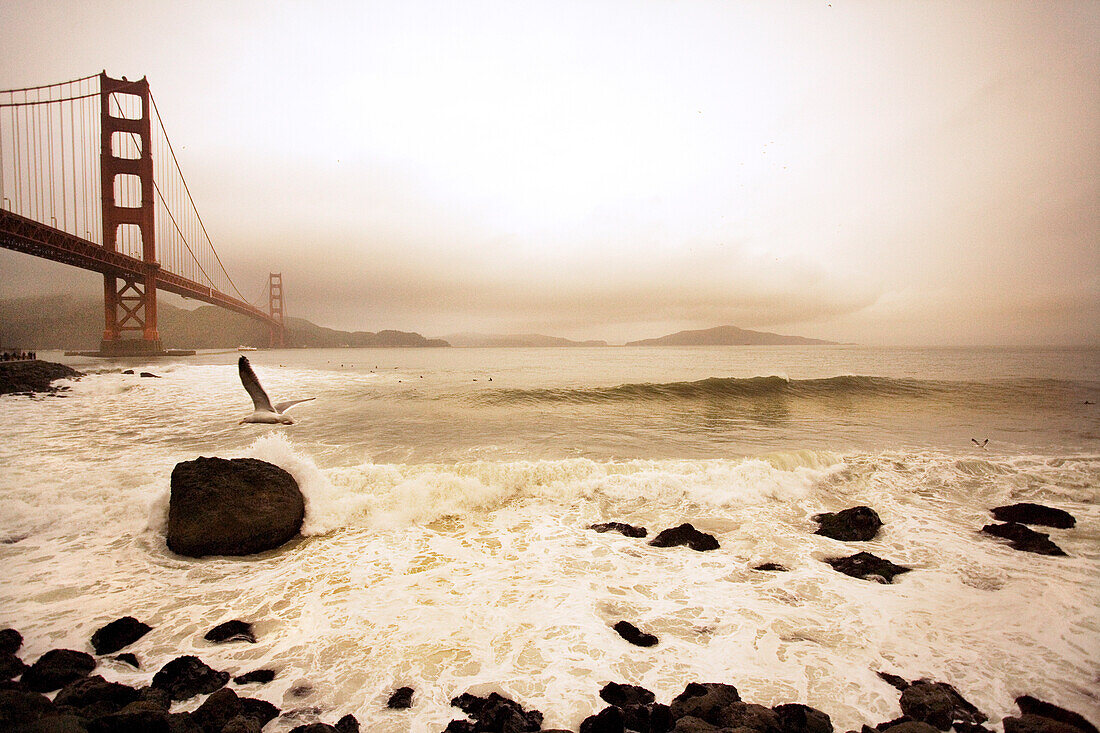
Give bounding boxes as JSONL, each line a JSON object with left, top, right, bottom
{"left": 443, "top": 332, "right": 608, "bottom": 348}
{"left": 0, "top": 295, "right": 449, "bottom": 350}
{"left": 627, "top": 325, "right": 837, "bottom": 346}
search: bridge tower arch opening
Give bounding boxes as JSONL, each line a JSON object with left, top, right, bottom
{"left": 99, "top": 72, "right": 162, "bottom": 356}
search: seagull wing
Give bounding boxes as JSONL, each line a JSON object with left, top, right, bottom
{"left": 239, "top": 356, "right": 275, "bottom": 412}
{"left": 971, "top": 438, "right": 981, "bottom": 446}
{"left": 274, "top": 398, "right": 315, "bottom": 413}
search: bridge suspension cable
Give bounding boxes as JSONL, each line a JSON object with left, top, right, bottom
{"left": 1, "top": 73, "right": 258, "bottom": 309}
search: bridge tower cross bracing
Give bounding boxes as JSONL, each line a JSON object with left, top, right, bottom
{"left": 98, "top": 72, "right": 162, "bottom": 355}
{"left": 268, "top": 272, "right": 286, "bottom": 348}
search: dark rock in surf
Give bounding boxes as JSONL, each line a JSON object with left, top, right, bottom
{"left": 671, "top": 718, "right": 722, "bottom": 733}
{"left": 753, "top": 563, "right": 789, "bottom": 572}
{"left": 222, "top": 715, "right": 264, "bottom": 733}
{"left": 90, "top": 616, "right": 152, "bottom": 655}
{"left": 238, "top": 696, "right": 280, "bottom": 727}
{"left": 876, "top": 672, "right": 910, "bottom": 692}
{"left": 54, "top": 675, "right": 139, "bottom": 715}
{"left": 139, "top": 372, "right": 161, "bottom": 378}
{"left": 336, "top": 714, "right": 361, "bottom": 733}
{"left": 775, "top": 703, "right": 833, "bottom": 733}
{"left": 387, "top": 686, "right": 414, "bottom": 709}
{"left": 1007, "top": 696, "right": 1098, "bottom": 733}
{"left": 151, "top": 655, "right": 229, "bottom": 700}
{"left": 613, "top": 620, "right": 658, "bottom": 647}
{"left": 813, "top": 506, "right": 883, "bottom": 541}
{"left": 600, "top": 682, "right": 656, "bottom": 708}
{"left": 824, "top": 552, "right": 911, "bottom": 583}
{"left": 0, "top": 629, "right": 22, "bottom": 655}
{"left": 121, "top": 370, "right": 134, "bottom": 375}
{"left": 167, "top": 457, "right": 304, "bottom": 557}
{"left": 0, "top": 360, "right": 82, "bottom": 396}
{"left": 191, "top": 687, "right": 245, "bottom": 732}
{"left": 0, "top": 653, "right": 27, "bottom": 680}
{"left": 450, "top": 691, "right": 543, "bottom": 732}
{"left": 898, "top": 683, "right": 959, "bottom": 730}
{"left": 649, "top": 523, "right": 720, "bottom": 551}
{"left": 290, "top": 724, "right": 339, "bottom": 733}
{"left": 21, "top": 650, "right": 96, "bottom": 693}
{"left": 205, "top": 620, "right": 256, "bottom": 644}
{"left": 590, "top": 522, "right": 648, "bottom": 538}
{"left": 981, "top": 523, "right": 1066, "bottom": 556}
{"left": 233, "top": 669, "right": 275, "bottom": 685}
{"left": 880, "top": 723, "right": 941, "bottom": 733}
{"left": 580, "top": 706, "right": 625, "bottom": 733}
{"left": 0, "top": 687, "right": 55, "bottom": 729}
{"left": 670, "top": 682, "right": 741, "bottom": 724}
{"left": 991, "top": 504, "right": 1075, "bottom": 529}
{"left": 112, "top": 654, "right": 139, "bottom": 669}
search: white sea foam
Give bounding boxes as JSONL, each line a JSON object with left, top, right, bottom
{"left": 2, "top": 353, "right": 1098, "bottom": 732}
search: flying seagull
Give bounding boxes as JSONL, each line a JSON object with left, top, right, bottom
{"left": 238, "top": 356, "right": 314, "bottom": 424}
{"left": 971, "top": 438, "right": 988, "bottom": 448}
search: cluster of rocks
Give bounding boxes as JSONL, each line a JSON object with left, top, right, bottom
{"left": 980, "top": 503, "right": 1077, "bottom": 556}
{"left": 438, "top": 678, "right": 1096, "bottom": 733}
{"left": 0, "top": 618, "right": 375, "bottom": 733}
{"left": 0, "top": 359, "right": 82, "bottom": 396}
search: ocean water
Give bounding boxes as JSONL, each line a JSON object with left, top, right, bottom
{"left": 1, "top": 345, "right": 1098, "bottom": 731}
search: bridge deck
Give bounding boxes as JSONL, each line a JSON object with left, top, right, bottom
{"left": 0, "top": 208, "right": 276, "bottom": 327}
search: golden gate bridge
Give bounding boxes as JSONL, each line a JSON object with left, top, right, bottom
{"left": 0, "top": 72, "right": 286, "bottom": 355}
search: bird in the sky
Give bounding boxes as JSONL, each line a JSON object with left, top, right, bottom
{"left": 238, "top": 356, "right": 313, "bottom": 425}
{"left": 971, "top": 438, "right": 989, "bottom": 448}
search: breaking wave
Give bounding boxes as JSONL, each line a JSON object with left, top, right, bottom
{"left": 472, "top": 375, "right": 1097, "bottom": 406}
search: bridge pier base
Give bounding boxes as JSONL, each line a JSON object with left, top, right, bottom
{"left": 98, "top": 337, "right": 166, "bottom": 357}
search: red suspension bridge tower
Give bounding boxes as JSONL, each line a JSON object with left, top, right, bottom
{"left": 99, "top": 74, "right": 160, "bottom": 355}
{"left": 0, "top": 71, "right": 290, "bottom": 354}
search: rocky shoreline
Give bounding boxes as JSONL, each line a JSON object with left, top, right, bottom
{"left": 2, "top": 450, "right": 1090, "bottom": 732}
{"left": 0, "top": 359, "right": 83, "bottom": 396}
{"left": 1, "top": 616, "right": 1096, "bottom": 733}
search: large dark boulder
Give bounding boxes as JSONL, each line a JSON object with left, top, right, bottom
{"left": 151, "top": 656, "right": 229, "bottom": 700}
{"left": 991, "top": 504, "right": 1075, "bottom": 529}
{"left": 90, "top": 617, "right": 152, "bottom": 655}
{"left": 590, "top": 522, "right": 648, "bottom": 538}
{"left": 670, "top": 683, "right": 741, "bottom": 725}
{"left": 449, "top": 691, "right": 543, "bottom": 732}
{"left": 22, "top": 650, "right": 96, "bottom": 693}
{"left": 649, "top": 524, "right": 720, "bottom": 551}
{"left": 813, "top": 506, "right": 882, "bottom": 541}
{"left": 824, "top": 552, "right": 911, "bottom": 583}
{"left": 981, "top": 523, "right": 1066, "bottom": 556}
{"left": 167, "top": 457, "right": 304, "bottom": 557}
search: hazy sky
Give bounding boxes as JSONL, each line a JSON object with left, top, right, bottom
{"left": 1, "top": 0, "right": 1097, "bottom": 345}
